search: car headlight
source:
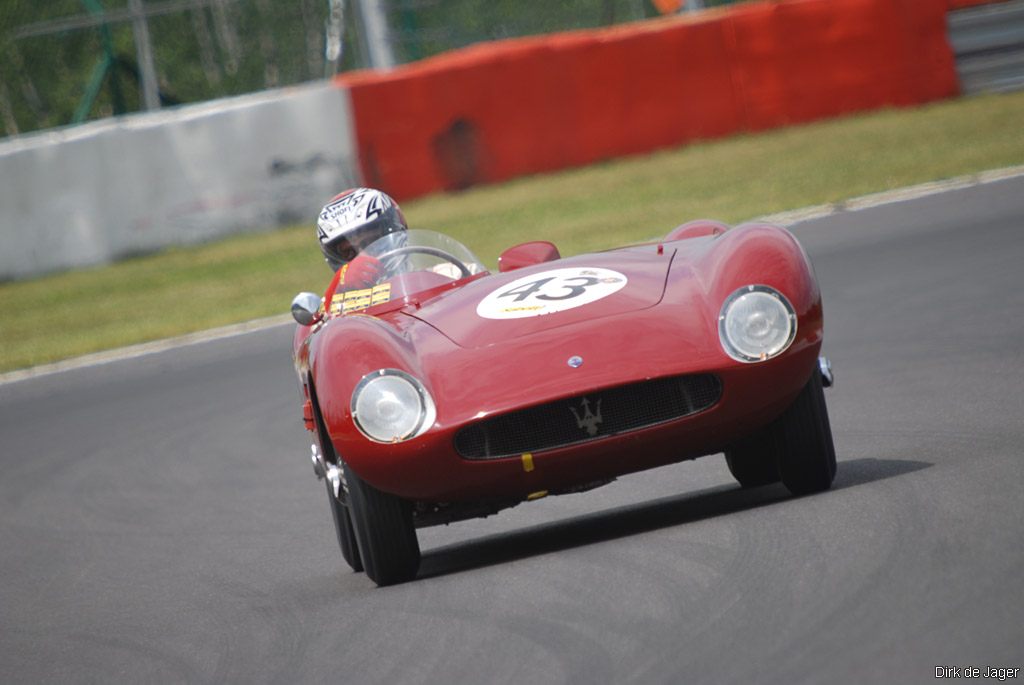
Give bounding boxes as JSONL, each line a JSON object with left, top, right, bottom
{"left": 351, "top": 369, "right": 436, "bottom": 443}
{"left": 719, "top": 285, "right": 797, "bottom": 363}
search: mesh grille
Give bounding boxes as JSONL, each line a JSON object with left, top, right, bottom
{"left": 454, "top": 374, "right": 722, "bottom": 460}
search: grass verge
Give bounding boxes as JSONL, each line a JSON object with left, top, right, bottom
{"left": 2, "top": 90, "right": 1023, "bottom": 374}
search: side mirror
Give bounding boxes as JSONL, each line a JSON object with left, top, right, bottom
{"left": 291, "top": 292, "right": 323, "bottom": 326}
{"left": 498, "top": 241, "right": 561, "bottom": 273}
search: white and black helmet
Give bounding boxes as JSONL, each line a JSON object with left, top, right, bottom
{"left": 317, "top": 188, "right": 408, "bottom": 271}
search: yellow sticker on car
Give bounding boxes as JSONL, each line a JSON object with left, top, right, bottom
{"left": 330, "top": 283, "right": 392, "bottom": 315}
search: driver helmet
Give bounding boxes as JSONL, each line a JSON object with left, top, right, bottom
{"left": 317, "top": 188, "right": 408, "bottom": 272}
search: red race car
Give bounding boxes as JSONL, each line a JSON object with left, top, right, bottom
{"left": 290, "top": 222, "right": 836, "bottom": 586}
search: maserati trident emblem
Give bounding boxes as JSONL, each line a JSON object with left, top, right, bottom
{"left": 570, "top": 397, "right": 603, "bottom": 436}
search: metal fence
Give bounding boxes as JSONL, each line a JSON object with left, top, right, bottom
{"left": 948, "top": 0, "right": 1024, "bottom": 94}
{"left": 0, "top": 0, "right": 753, "bottom": 139}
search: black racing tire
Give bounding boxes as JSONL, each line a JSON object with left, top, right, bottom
{"left": 325, "top": 479, "right": 363, "bottom": 573}
{"left": 724, "top": 423, "right": 782, "bottom": 488}
{"left": 343, "top": 463, "right": 421, "bottom": 587}
{"left": 776, "top": 368, "right": 837, "bottom": 496}
{"left": 309, "top": 384, "right": 364, "bottom": 573}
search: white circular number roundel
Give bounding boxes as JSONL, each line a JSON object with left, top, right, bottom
{"left": 476, "top": 267, "right": 628, "bottom": 320}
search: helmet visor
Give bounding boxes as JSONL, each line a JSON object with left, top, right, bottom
{"left": 329, "top": 223, "right": 388, "bottom": 264}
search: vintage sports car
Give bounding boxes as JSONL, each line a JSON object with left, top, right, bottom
{"left": 290, "top": 223, "right": 836, "bottom": 586}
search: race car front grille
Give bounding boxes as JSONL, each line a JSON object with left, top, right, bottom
{"left": 454, "top": 374, "right": 722, "bottom": 460}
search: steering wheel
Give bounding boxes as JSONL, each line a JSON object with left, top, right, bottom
{"left": 377, "top": 246, "right": 473, "bottom": 279}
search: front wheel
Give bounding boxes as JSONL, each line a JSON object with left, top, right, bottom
{"left": 325, "top": 479, "right": 363, "bottom": 573}
{"left": 775, "top": 368, "right": 837, "bottom": 495}
{"left": 343, "top": 463, "right": 421, "bottom": 586}
{"left": 724, "top": 423, "right": 781, "bottom": 488}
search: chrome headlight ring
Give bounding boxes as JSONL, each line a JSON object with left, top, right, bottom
{"left": 351, "top": 369, "right": 436, "bottom": 443}
{"left": 718, "top": 285, "right": 798, "bottom": 363}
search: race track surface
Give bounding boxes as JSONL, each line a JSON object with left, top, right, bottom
{"left": 2, "top": 177, "right": 1023, "bottom": 684}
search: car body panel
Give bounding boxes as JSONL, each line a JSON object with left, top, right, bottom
{"left": 408, "top": 246, "right": 674, "bottom": 349}
{"left": 293, "top": 222, "right": 823, "bottom": 512}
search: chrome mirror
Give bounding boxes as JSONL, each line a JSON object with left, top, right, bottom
{"left": 291, "top": 292, "right": 322, "bottom": 326}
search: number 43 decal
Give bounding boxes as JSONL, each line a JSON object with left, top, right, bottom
{"left": 476, "top": 267, "right": 628, "bottom": 319}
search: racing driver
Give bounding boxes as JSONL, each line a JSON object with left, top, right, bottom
{"left": 316, "top": 187, "right": 408, "bottom": 315}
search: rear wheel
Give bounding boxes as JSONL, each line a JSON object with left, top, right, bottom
{"left": 776, "top": 368, "right": 837, "bottom": 495}
{"left": 343, "top": 463, "right": 421, "bottom": 586}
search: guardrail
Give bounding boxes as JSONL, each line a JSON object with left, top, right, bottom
{"left": 949, "top": 0, "right": 1024, "bottom": 93}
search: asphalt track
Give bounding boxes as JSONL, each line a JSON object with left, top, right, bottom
{"left": 2, "top": 176, "right": 1023, "bottom": 684}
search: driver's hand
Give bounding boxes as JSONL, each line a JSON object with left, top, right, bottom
{"left": 341, "top": 254, "right": 383, "bottom": 289}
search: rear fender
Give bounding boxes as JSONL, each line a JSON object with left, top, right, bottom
{"left": 664, "top": 219, "right": 729, "bottom": 242}
{"left": 498, "top": 241, "right": 561, "bottom": 272}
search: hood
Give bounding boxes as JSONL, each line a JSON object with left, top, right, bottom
{"left": 406, "top": 245, "right": 674, "bottom": 349}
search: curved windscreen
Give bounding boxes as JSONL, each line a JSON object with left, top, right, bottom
{"left": 331, "top": 230, "right": 487, "bottom": 315}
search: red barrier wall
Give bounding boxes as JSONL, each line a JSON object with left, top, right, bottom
{"left": 339, "top": 0, "right": 957, "bottom": 201}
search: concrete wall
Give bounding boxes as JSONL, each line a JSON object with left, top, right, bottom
{"left": 0, "top": 82, "right": 361, "bottom": 281}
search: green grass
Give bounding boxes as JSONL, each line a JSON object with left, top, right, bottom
{"left": 2, "top": 91, "right": 1024, "bottom": 374}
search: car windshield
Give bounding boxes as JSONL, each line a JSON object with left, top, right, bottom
{"left": 332, "top": 230, "right": 487, "bottom": 315}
